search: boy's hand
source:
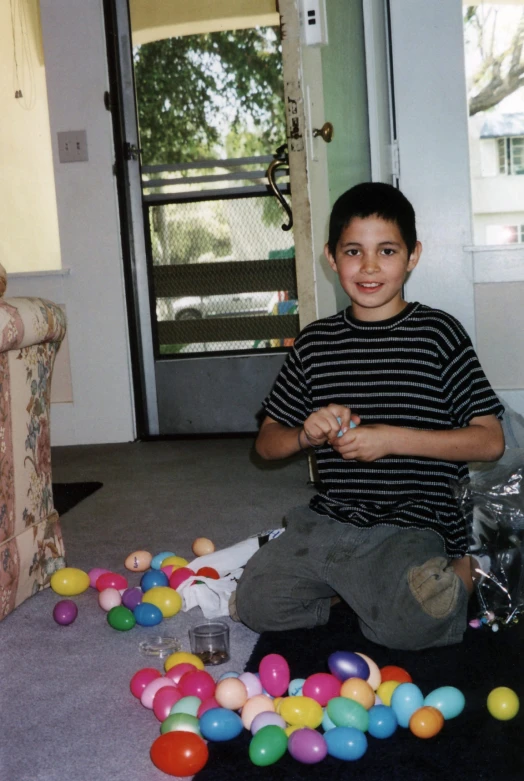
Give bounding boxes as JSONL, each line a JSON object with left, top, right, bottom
{"left": 333, "top": 424, "right": 393, "bottom": 462}
{"left": 303, "top": 404, "right": 359, "bottom": 447}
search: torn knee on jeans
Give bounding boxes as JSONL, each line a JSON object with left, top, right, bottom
{"left": 407, "top": 556, "right": 460, "bottom": 619}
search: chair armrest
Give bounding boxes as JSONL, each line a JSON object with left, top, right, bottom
{"left": 0, "top": 297, "right": 66, "bottom": 353}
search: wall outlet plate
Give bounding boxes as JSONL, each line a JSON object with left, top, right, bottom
{"left": 57, "top": 130, "right": 88, "bottom": 163}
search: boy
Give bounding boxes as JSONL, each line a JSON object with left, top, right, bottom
{"left": 235, "top": 182, "right": 505, "bottom": 651}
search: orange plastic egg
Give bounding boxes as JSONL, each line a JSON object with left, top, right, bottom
{"left": 192, "top": 537, "right": 215, "bottom": 556}
{"left": 124, "top": 550, "right": 152, "bottom": 572}
{"left": 409, "top": 706, "right": 445, "bottom": 738}
{"left": 215, "top": 678, "right": 248, "bottom": 711}
{"left": 340, "top": 677, "right": 376, "bottom": 710}
{"left": 241, "top": 694, "right": 275, "bottom": 729}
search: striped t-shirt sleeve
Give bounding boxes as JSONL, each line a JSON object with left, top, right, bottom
{"left": 263, "top": 347, "right": 311, "bottom": 427}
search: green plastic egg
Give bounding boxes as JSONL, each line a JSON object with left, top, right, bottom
{"left": 107, "top": 605, "right": 136, "bottom": 631}
{"left": 249, "top": 725, "right": 288, "bottom": 767}
{"left": 161, "top": 712, "right": 201, "bottom": 736}
{"left": 327, "top": 696, "right": 369, "bottom": 731}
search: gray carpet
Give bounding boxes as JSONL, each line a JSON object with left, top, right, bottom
{"left": 0, "top": 439, "right": 314, "bottom": 781}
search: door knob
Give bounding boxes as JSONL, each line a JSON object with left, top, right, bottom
{"left": 312, "top": 122, "right": 334, "bottom": 143}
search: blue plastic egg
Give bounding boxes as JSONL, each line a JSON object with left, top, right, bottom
{"left": 133, "top": 602, "right": 163, "bottom": 627}
{"left": 218, "top": 671, "right": 240, "bottom": 681}
{"left": 199, "top": 707, "right": 243, "bottom": 741}
{"left": 328, "top": 651, "right": 370, "bottom": 682}
{"left": 288, "top": 678, "right": 306, "bottom": 697}
{"left": 390, "top": 683, "right": 424, "bottom": 727}
{"left": 140, "top": 569, "right": 168, "bottom": 592}
{"left": 367, "top": 704, "right": 398, "bottom": 738}
{"left": 324, "top": 726, "right": 368, "bottom": 761}
{"left": 424, "top": 686, "right": 465, "bottom": 720}
{"left": 322, "top": 708, "right": 337, "bottom": 732}
{"left": 151, "top": 551, "right": 175, "bottom": 570}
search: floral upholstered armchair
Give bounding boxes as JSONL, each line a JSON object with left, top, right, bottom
{"left": 0, "top": 262, "right": 67, "bottom": 621}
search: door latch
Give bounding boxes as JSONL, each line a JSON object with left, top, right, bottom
{"left": 266, "top": 144, "right": 293, "bottom": 232}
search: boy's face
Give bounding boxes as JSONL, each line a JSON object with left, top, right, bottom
{"left": 324, "top": 215, "right": 421, "bottom": 322}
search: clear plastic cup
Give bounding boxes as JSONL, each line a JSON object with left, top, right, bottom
{"left": 189, "top": 621, "right": 230, "bottom": 665}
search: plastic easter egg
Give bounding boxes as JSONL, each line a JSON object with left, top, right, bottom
{"left": 121, "top": 587, "right": 142, "bottom": 611}
{"left": 161, "top": 555, "right": 189, "bottom": 570}
{"left": 199, "top": 708, "right": 243, "bottom": 741}
{"left": 196, "top": 566, "right": 220, "bottom": 580}
{"left": 107, "top": 605, "right": 136, "bottom": 631}
{"left": 238, "top": 672, "right": 263, "bottom": 700}
{"left": 288, "top": 727, "right": 328, "bottom": 764}
{"left": 165, "top": 663, "right": 198, "bottom": 684}
{"left": 141, "top": 676, "right": 177, "bottom": 709}
{"left": 424, "top": 686, "right": 466, "bottom": 720}
{"left": 487, "top": 687, "right": 520, "bottom": 721}
{"left": 161, "top": 712, "right": 201, "bottom": 736}
{"left": 409, "top": 706, "right": 445, "bottom": 738}
{"left": 380, "top": 665, "right": 412, "bottom": 684}
{"left": 165, "top": 651, "right": 204, "bottom": 672}
{"left": 50, "top": 567, "right": 90, "bottom": 597}
{"left": 197, "top": 697, "right": 220, "bottom": 718}
{"left": 322, "top": 708, "right": 337, "bottom": 732}
{"left": 288, "top": 678, "right": 305, "bottom": 697}
{"left": 133, "top": 602, "right": 163, "bottom": 627}
{"left": 328, "top": 651, "right": 369, "bottom": 682}
{"left": 391, "top": 682, "right": 424, "bottom": 728}
{"left": 178, "top": 670, "right": 216, "bottom": 701}
{"left": 171, "top": 695, "right": 201, "bottom": 718}
{"left": 241, "top": 696, "right": 275, "bottom": 729}
{"left": 96, "top": 572, "right": 128, "bottom": 592}
{"left": 258, "top": 653, "right": 290, "bottom": 697}
{"left": 340, "top": 677, "right": 376, "bottom": 710}
{"left": 324, "top": 725, "right": 368, "bottom": 760}
{"left": 248, "top": 725, "right": 288, "bottom": 767}
{"left": 218, "top": 671, "right": 240, "bottom": 681}
{"left": 151, "top": 551, "right": 175, "bottom": 570}
{"left": 251, "top": 711, "right": 286, "bottom": 734}
{"left": 241, "top": 694, "right": 275, "bottom": 730}
{"left": 377, "top": 680, "right": 400, "bottom": 706}
{"left": 98, "top": 587, "right": 122, "bottom": 612}
{"left": 169, "top": 568, "right": 195, "bottom": 590}
{"left": 142, "top": 586, "right": 182, "bottom": 618}
{"left": 367, "top": 704, "right": 398, "bottom": 739}
{"left": 140, "top": 569, "right": 169, "bottom": 592}
{"left": 355, "top": 652, "right": 381, "bottom": 690}
{"left": 192, "top": 537, "right": 215, "bottom": 556}
{"left": 303, "top": 672, "right": 341, "bottom": 706}
{"left": 214, "top": 678, "right": 248, "bottom": 711}
{"left": 327, "top": 696, "right": 369, "bottom": 732}
{"left": 88, "top": 567, "right": 110, "bottom": 588}
{"left": 150, "top": 731, "right": 208, "bottom": 777}
{"left": 161, "top": 564, "right": 176, "bottom": 579}
{"left": 52, "top": 599, "right": 78, "bottom": 626}
{"left": 153, "top": 686, "right": 183, "bottom": 722}
{"left": 124, "top": 550, "right": 152, "bottom": 572}
{"left": 130, "top": 667, "right": 161, "bottom": 698}
{"left": 279, "top": 696, "right": 323, "bottom": 729}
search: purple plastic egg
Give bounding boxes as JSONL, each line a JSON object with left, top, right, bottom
{"left": 251, "top": 711, "right": 286, "bottom": 735}
{"left": 328, "top": 651, "right": 370, "bottom": 682}
{"left": 121, "top": 586, "right": 143, "bottom": 610}
{"left": 288, "top": 728, "right": 328, "bottom": 764}
{"left": 53, "top": 599, "right": 78, "bottom": 626}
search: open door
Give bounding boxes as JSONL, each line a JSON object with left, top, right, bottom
{"left": 105, "top": 0, "right": 392, "bottom": 436}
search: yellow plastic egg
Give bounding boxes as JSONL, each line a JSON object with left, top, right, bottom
{"left": 377, "top": 680, "right": 400, "bottom": 706}
{"left": 241, "top": 694, "right": 275, "bottom": 729}
{"left": 355, "top": 652, "right": 382, "bottom": 690}
{"left": 50, "top": 567, "right": 90, "bottom": 597}
{"left": 192, "top": 537, "right": 215, "bottom": 557}
{"left": 124, "top": 550, "right": 152, "bottom": 572}
{"left": 164, "top": 651, "right": 204, "bottom": 672}
{"left": 285, "top": 724, "right": 302, "bottom": 737}
{"left": 142, "top": 586, "right": 182, "bottom": 618}
{"left": 161, "top": 555, "right": 189, "bottom": 570}
{"left": 279, "top": 696, "right": 323, "bottom": 729}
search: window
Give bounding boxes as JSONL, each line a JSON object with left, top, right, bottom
{"left": 497, "top": 137, "right": 524, "bottom": 175}
{"left": 486, "top": 224, "right": 524, "bottom": 244}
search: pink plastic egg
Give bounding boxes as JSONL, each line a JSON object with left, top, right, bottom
{"left": 98, "top": 587, "right": 122, "bottom": 612}
{"left": 165, "top": 663, "right": 197, "bottom": 685}
{"left": 259, "top": 654, "right": 290, "bottom": 697}
{"left": 141, "top": 676, "right": 177, "bottom": 709}
{"left": 169, "top": 567, "right": 195, "bottom": 590}
{"left": 88, "top": 567, "right": 111, "bottom": 588}
{"left": 214, "top": 678, "right": 248, "bottom": 711}
{"left": 130, "top": 667, "right": 162, "bottom": 699}
{"left": 178, "top": 670, "right": 216, "bottom": 701}
{"left": 197, "top": 697, "right": 220, "bottom": 718}
{"left": 303, "top": 673, "right": 341, "bottom": 706}
{"left": 96, "top": 572, "right": 128, "bottom": 592}
{"left": 153, "top": 686, "right": 183, "bottom": 721}
{"left": 240, "top": 694, "right": 275, "bottom": 730}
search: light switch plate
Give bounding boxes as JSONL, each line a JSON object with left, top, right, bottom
{"left": 57, "top": 130, "right": 88, "bottom": 163}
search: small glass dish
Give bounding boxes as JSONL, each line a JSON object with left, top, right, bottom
{"left": 138, "top": 635, "right": 181, "bottom": 659}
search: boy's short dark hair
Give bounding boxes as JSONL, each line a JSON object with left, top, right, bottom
{"left": 327, "top": 182, "right": 417, "bottom": 259}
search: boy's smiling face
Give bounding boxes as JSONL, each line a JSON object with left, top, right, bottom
{"left": 325, "top": 215, "right": 422, "bottom": 322}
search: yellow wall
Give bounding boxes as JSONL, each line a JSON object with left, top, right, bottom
{"left": 0, "top": 0, "right": 61, "bottom": 272}
{"left": 130, "top": 0, "right": 279, "bottom": 44}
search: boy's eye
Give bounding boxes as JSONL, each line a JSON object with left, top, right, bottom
{"left": 381, "top": 248, "right": 396, "bottom": 256}
{"left": 345, "top": 249, "right": 360, "bottom": 256}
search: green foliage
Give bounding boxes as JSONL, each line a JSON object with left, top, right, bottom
{"left": 134, "top": 28, "right": 286, "bottom": 165}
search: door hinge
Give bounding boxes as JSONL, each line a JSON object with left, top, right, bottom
{"left": 389, "top": 141, "right": 400, "bottom": 179}
{"left": 104, "top": 90, "right": 112, "bottom": 111}
{"left": 124, "top": 142, "right": 141, "bottom": 161}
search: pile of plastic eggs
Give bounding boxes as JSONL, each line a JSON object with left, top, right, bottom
{"left": 130, "top": 648, "right": 477, "bottom": 777}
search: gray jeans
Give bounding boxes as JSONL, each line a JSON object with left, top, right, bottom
{"left": 235, "top": 506, "right": 469, "bottom": 651}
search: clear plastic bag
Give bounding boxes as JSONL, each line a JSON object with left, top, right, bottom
{"left": 455, "top": 449, "right": 524, "bottom": 629}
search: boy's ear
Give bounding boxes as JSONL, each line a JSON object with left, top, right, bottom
{"left": 324, "top": 243, "right": 338, "bottom": 273}
{"left": 407, "top": 241, "right": 422, "bottom": 272}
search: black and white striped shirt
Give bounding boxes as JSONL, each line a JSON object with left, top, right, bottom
{"left": 263, "top": 302, "right": 505, "bottom": 556}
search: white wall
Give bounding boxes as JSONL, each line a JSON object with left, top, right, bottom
{"left": 8, "top": 0, "right": 136, "bottom": 446}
